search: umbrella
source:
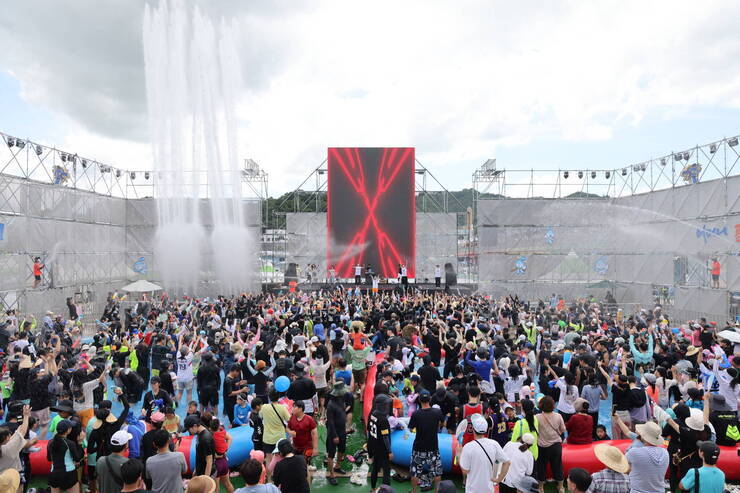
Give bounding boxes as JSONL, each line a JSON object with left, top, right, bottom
{"left": 122, "top": 280, "right": 163, "bottom": 293}
{"left": 717, "top": 329, "right": 740, "bottom": 344}
{"left": 586, "top": 280, "right": 627, "bottom": 289}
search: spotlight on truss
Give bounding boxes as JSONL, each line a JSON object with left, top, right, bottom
{"left": 621, "top": 168, "right": 627, "bottom": 176}
{"left": 563, "top": 171, "right": 569, "bottom": 179}
{"left": 15, "top": 139, "right": 25, "bottom": 149}
{"left": 640, "top": 164, "right": 647, "bottom": 171}
{"left": 35, "top": 145, "right": 42, "bottom": 156}
{"left": 660, "top": 158, "right": 667, "bottom": 166}
{"left": 115, "top": 169, "right": 122, "bottom": 178}
{"left": 682, "top": 151, "right": 690, "bottom": 160}
{"left": 60, "top": 153, "right": 67, "bottom": 162}
{"left": 674, "top": 153, "right": 682, "bottom": 162}
{"left": 709, "top": 143, "right": 718, "bottom": 154}
{"left": 5, "top": 137, "right": 14, "bottom": 148}
{"left": 729, "top": 137, "right": 739, "bottom": 147}
{"left": 591, "top": 171, "right": 596, "bottom": 179}
{"left": 578, "top": 171, "right": 583, "bottom": 179}
{"left": 605, "top": 171, "right": 611, "bottom": 179}
{"left": 81, "top": 159, "right": 87, "bottom": 169}
{"left": 144, "top": 172, "right": 150, "bottom": 180}
{"left": 130, "top": 172, "right": 136, "bottom": 180}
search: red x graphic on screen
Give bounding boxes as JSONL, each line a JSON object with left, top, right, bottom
{"left": 327, "top": 147, "right": 415, "bottom": 278}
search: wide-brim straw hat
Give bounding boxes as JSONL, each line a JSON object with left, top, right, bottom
{"left": 685, "top": 345, "right": 700, "bottom": 356}
{"left": 594, "top": 444, "right": 630, "bottom": 473}
{"left": 685, "top": 408, "right": 705, "bottom": 431}
{"left": 0, "top": 469, "right": 20, "bottom": 493}
{"left": 635, "top": 421, "right": 665, "bottom": 446}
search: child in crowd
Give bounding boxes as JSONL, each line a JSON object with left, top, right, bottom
{"left": 249, "top": 397, "right": 264, "bottom": 452}
{"left": 186, "top": 401, "right": 201, "bottom": 419}
{"left": 232, "top": 393, "right": 251, "bottom": 427}
{"left": 163, "top": 406, "right": 180, "bottom": 434}
{"left": 595, "top": 424, "right": 611, "bottom": 441}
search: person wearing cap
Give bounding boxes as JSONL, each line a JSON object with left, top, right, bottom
{"left": 145, "top": 429, "right": 187, "bottom": 493}
{"left": 589, "top": 444, "right": 630, "bottom": 493}
{"left": 184, "top": 415, "right": 216, "bottom": 478}
{"left": 679, "top": 441, "right": 725, "bottom": 493}
{"left": 272, "top": 438, "right": 310, "bottom": 493}
{"left": 47, "top": 417, "right": 84, "bottom": 493}
{"left": 286, "top": 362, "right": 318, "bottom": 416}
{"left": 706, "top": 393, "right": 739, "bottom": 446}
{"left": 500, "top": 433, "right": 535, "bottom": 493}
{"left": 97, "top": 429, "right": 133, "bottom": 493}
{"left": 325, "top": 381, "right": 349, "bottom": 486}
{"left": 408, "top": 389, "right": 445, "bottom": 493}
{"left": 87, "top": 387, "right": 129, "bottom": 462}
{"left": 460, "top": 413, "right": 511, "bottom": 492}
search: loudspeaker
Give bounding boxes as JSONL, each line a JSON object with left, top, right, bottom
{"left": 444, "top": 262, "right": 457, "bottom": 286}
{"left": 285, "top": 263, "right": 298, "bottom": 284}
{"left": 673, "top": 256, "right": 687, "bottom": 285}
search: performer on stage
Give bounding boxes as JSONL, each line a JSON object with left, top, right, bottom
{"left": 435, "top": 264, "right": 442, "bottom": 288}
{"left": 365, "top": 264, "right": 373, "bottom": 284}
{"left": 400, "top": 263, "right": 408, "bottom": 288}
{"left": 328, "top": 265, "right": 337, "bottom": 284}
{"left": 33, "top": 257, "right": 44, "bottom": 288}
{"left": 354, "top": 263, "right": 362, "bottom": 285}
{"left": 371, "top": 275, "right": 379, "bottom": 296}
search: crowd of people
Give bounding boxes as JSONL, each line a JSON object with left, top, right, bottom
{"left": 0, "top": 289, "right": 736, "bottom": 493}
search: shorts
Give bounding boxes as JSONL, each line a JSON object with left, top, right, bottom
{"left": 34, "top": 275, "right": 41, "bottom": 281}
{"left": 49, "top": 470, "right": 78, "bottom": 490}
{"left": 199, "top": 391, "right": 219, "bottom": 407}
{"left": 410, "top": 450, "right": 442, "bottom": 486}
{"left": 87, "top": 464, "right": 97, "bottom": 480}
{"left": 326, "top": 434, "right": 347, "bottom": 458}
{"left": 263, "top": 442, "right": 276, "bottom": 454}
{"left": 712, "top": 274, "right": 719, "bottom": 281}
{"left": 317, "top": 387, "right": 328, "bottom": 401}
{"left": 352, "top": 368, "right": 367, "bottom": 385}
{"left": 215, "top": 457, "right": 229, "bottom": 477}
{"left": 30, "top": 407, "right": 50, "bottom": 427}
{"left": 252, "top": 440, "right": 263, "bottom": 452}
{"left": 177, "top": 379, "right": 194, "bottom": 391}
{"left": 76, "top": 408, "right": 95, "bottom": 428}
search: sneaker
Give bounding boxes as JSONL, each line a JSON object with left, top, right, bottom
{"left": 328, "top": 477, "right": 338, "bottom": 486}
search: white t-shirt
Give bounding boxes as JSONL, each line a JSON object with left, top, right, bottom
{"left": 400, "top": 266, "right": 407, "bottom": 276}
{"left": 293, "top": 335, "right": 307, "bottom": 351}
{"left": 555, "top": 378, "right": 578, "bottom": 414}
{"left": 435, "top": 267, "right": 442, "bottom": 278}
{"left": 501, "top": 441, "right": 534, "bottom": 488}
{"left": 354, "top": 266, "right": 362, "bottom": 276}
{"left": 176, "top": 353, "right": 194, "bottom": 382}
{"left": 459, "top": 438, "right": 509, "bottom": 493}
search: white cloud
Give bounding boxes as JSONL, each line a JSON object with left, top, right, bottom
{"left": 2, "top": 0, "right": 740, "bottom": 194}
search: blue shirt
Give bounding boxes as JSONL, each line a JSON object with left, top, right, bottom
{"left": 313, "top": 324, "right": 325, "bottom": 341}
{"left": 680, "top": 466, "right": 725, "bottom": 493}
{"left": 624, "top": 445, "right": 669, "bottom": 493}
{"left": 233, "top": 403, "right": 251, "bottom": 425}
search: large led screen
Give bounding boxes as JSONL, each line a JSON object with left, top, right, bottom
{"left": 327, "top": 147, "right": 415, "bottom": 279}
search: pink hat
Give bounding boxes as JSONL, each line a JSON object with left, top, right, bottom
{"left": 150, "top": 412, "right": 165, "bottom": 423}
{"left": 249, "top": 449, "right": 265, "bottom": 462}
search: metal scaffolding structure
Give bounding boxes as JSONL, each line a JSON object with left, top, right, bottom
{"left": 0, "top": 130, "right": 267, "bottom": 318}
{"left": 474, "top": 133, "right": 740, "bottom": 321}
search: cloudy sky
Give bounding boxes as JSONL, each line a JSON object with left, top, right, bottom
{"left": 2, "top": 0, "right": 740, "bottom": 195}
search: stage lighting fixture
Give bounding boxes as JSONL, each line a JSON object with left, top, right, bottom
{"left": 81, "top": 159, "right": 87, "bottom": 168}
{"left": 115, "top": 169, "right": 122, "bottom": 178}
{"left": 660, "top": 158, "right": 667, "bottom": 166}
{"left": 674, "top": 153, "right": 682, "bottom": 162}
{"left": 682, "top": 151, "right": 690, "bottom": 160}
{"left": 144, "top": 172, "right": 150, "bottom": 180}
{"left": 563, "top": 171, "right": 569, "bottom": 179}
{"left": 15, "top": 139, "right": 25, "bottom": 149}
{"left": 591, "top": 171, "right": 596, "bottom": 179}
{"left": 621, "top": 168, "right": 627, "bottom": 176}
{"left": 5, "top": 137, "right": 14, "bottom": 148}
{"left": 130, "top": 172, "right": 136, "bottom": 180}
{"left": 69, "top": 155, "right": 75, "bottom": 164}
{"left": 35, "top": 145, "right": 42, "bottom": 156}
{"left": 578, "top": 171, "right": 583, "bottom": 179}
{"left": 605, "top": 171, "right": 611, "bottom": 179}
{"left": 640, "top": 164, "right": 647, "bottom": 171}
{"left": 60, "top": 153, "right": 67, "bottom": 162}
{"left": 729, "top": 137, "right": 739, "bottom": 147}
{"left": 709, "top": 143, "right": 717, "bottom": 154}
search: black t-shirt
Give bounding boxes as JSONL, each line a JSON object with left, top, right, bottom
{"left": 195, "top": 429, "right": 215, "bottom": 476}
{"left": 368, "top": 411, "right": 391, "bottom": 453}
{"left": 223, "top": 376, "right": 240, "bottom": 405}
{"left": 387, "top": 336, "right": 404, "bottom": 361}
{"left": 197, "top": 363, "right": 220, "bottom": 392}
{"left": 418, "top": 365, "right": 440, "bottom": 392}
{"left": 29, "top": 375, "right": 52, "bottom": 411}
{"left": 273, "top": 454, "right": 310, "bottom": 493}
{"left": 443, "top": 342, "right": 462, "bottom": 364}
{"left": 287, "top": 377, "right": 317, "bottom": 402}
{"left": 408, "top": 407, "right": 444, "bottom": 452}
{"left": 612, "top": 384, "right": 631, "bottom": 411}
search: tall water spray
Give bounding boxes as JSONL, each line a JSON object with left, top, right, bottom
{"left": 143, "top": 0, "right": 254, "bottom": 295}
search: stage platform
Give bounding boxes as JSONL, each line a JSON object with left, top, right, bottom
{"left": 262, "top": 281, "right": 478, "bottom": 295}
